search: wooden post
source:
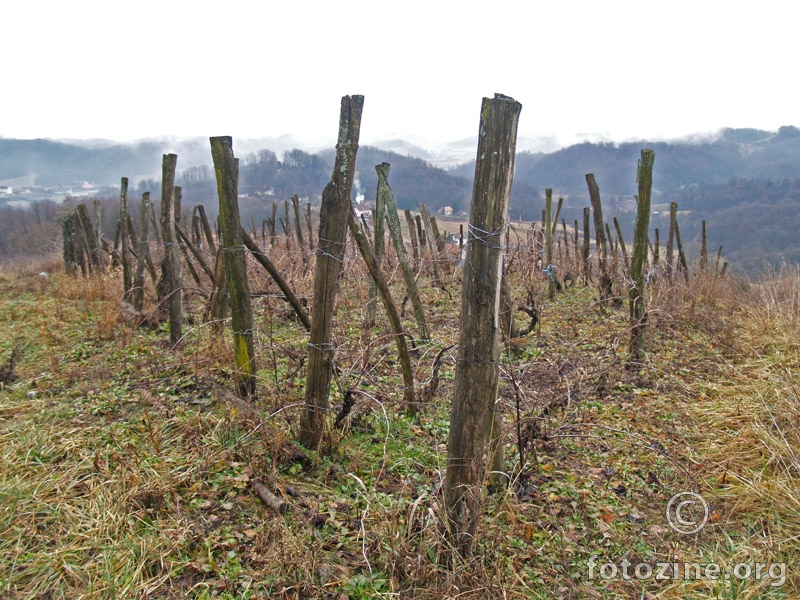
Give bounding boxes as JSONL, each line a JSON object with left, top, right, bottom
{"left": 378, "top": 163, "right": 429, "bottom": 341}
{"left": 132, "top": 192, "right": 150, "bottom": 311}
{"left": 211, "top": 137, "right": 256, "bottom": 399}
{"left": 119, "top": 178, "right": 133, "bottom": 298}
{"left": 675, "top": 220, "right": 690, "bottom": 283}
{"left": 544, "top": 189, "right": 555, "bottom": 299}
{"left": 613, "top": 216, "right": 629, "bottom": 274}
{"left": 582, "top": 207, "right": 591, "bottom": 284}
{"left": 700, "top": 220, "right": 708, "bottom": 271}
{"left": 270, "top": 203, "right": 278, "bottom": 247}
{"left": 283, "top": 199, "right": 292, "bottom": 252}
{"left": 445, "top": 94, "right": 521, "bottom": 557}
{"left": 291, "top": 194, "right": 310, "bottom": 271}
{"left": 158, "top": 154, "right": 183, "bottom": 345}
{"left": 366, "top": 174, "right": 387, "bottom": 326}
{"left": 197, "top": 204, "right": 216, "bottom": 252}
{"left": 586, "top": 174, "right": 612, "bottom": 303}
{"left": 306, "top": 202, "right": 315, "bottom": 251}
{"left": 176, "top": 222, "right": 215, "bottom": 282}
{"left": 240, "top": 227, "right": 310, "bottom": 331}
{"left": 93, "top": 198, "right": 104, "bottom": 264}
{"left": 404, "top": 209, "right": 420, "bottom": 264}
{"left": 629, "top": 149, "right": 654, "bottom": 366}
{"left": 62, "top": 212, "right": 79, "bottom": 276}
{"left": 418, "top": 203, "right": 442, "bottom": 284}
{"left": 348, "top": 206, "right": 416, "bottom": 414}
{"left": 653, "top": 228, "right": 660, "bottom": 264}
{"left": 299, "top": 95, "right": 363, "bottom": 450}
{"left": 208, "top": 245, "right": 228, "bottom": 333}
{"left": 75, "top": 203, "right": 103, "bottom": 274}
{"left": 666, "top": 201, "right": 678, "bottom": 281}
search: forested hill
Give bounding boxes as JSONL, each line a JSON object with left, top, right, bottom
{"left": 3, "top": 127, "right": 800, "bottom": 270}
{"left": 445, "top": 126, "right": 800, "bottom": 197}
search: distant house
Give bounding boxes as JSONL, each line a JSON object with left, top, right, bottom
{"left": 354, "top": 200, "right": 372, "bottom": 223}
{"left": 440, "top": 205, "right": 454, "bottom": 217}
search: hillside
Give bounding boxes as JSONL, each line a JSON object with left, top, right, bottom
{"left": 3, "top": 127, "right": 800, "bottom": 271}
{"left": 0, "top": 245, "right": 797, "bottom": 598}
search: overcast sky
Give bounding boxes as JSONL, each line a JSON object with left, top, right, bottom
{"left": 2, "top": 1, "right": 798, "bottom": 149}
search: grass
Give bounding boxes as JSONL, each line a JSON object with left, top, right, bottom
{"left": 0, "top": 250, "right": 798, "bottom": 599}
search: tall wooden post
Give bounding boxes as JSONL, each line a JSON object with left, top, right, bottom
{"left": 444, "top": 94, "right": 521, "bottom": 557}
{"left": 291, "top": 194, "right": 310, "bottom": 271}
{"left": 132, "top": 192, "right": 150, "bottom": 312}
{"left": 211, "top": 137, "right": 256, "bottom": 399}
{"left": 347, "top": 206, "right": 416, "bottom": 414}
{"left": 366, "top": 172, "right": 387, "bottom": 326}
{"left": 119, "top": 178, "right": 133, "bottom": 298}
{"left": 582, "top": 207, "right": 591, "bottom": 284}
{"left": 544, "top": 189, "right": 555, "bottom": 299}
{"left": 586, "top": 174, "right": 611, "bottom": 303}
{"left": 158, "top": 154, "right": 182, "bottom": 345}
{"left": 378, "top": 164, "right": 429, "bottom": 341}
{"left": 306, "top": 202, "right": 315, "bottom": 251}
{"left": 613, "top": 216, "right": 629, "bottom": 273}
{"left": 404, "top": 210, "right": 420, "bottom": 264}
{"left": 299, "top": 95, "right": 363, "bottom": 450}
{"left": 700, "top": 220, "right": 708, "bottom": 271}
{"left": 666, "top": 201, "right": 678, "bottom": 281}
{"left": 629, "top": 149, "right": 655, "bottom": 365}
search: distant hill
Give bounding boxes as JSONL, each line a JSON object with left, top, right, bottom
{"left": 0, "top": 138, "right": 164, "bottom": 186}
{"left": 2, "top": 128, "right": 800, "bottom": 271}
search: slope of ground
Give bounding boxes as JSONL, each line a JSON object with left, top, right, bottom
{"left": 0, "top": 254, "right": 797, "bottom": 599}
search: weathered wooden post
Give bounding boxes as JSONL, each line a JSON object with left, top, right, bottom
{"left": 75, "top": 203, "right": 103, "bottom": 274}
{"left": 444, "top": 94, "right": 521, "bottom": 557}
{"left": 269, "top": 203, "right": 278, "bottom": 247}
{"left": 119, "top": 178, "right": 133, "bottom": 298}
{"left": 291, "top": 194, "right": 310, "bottom": 271}
{"left": 62, "top": 212, "right": 79, "bottom": 276}
{"left": 347, "top": 205, "right": 416, "bottom": 414}
{"left": 211, "top": 136, "right": 257, "bottom": 399}
{"left": 240, "top": 227, "right": 310, "bottom": 331}
{"left": 613, "top": 216, "right": 629, "bottom": 273}
{"left": 675, "top": 221, "right": 690, "bottom": 283}
{"left": 666, "top": 201, "right": 678, "bottom": 281}
{"left": 582, "top": 207, "right": 591, "bottom": 284}
{"left": 132, "top": 192, "right": 150, "bottom": 312}
{"left": 157, "top": 154, "right": 183, "bottom": 345}
{"left": 653, "top": 228, "right": 660, "bottom": 264}
{"left": 404, "top": 209, "right": 420, "bottom": 264}
{"left": 629, "top": 149, "right": 655, "bottom": 366}
{"left": 378, "top": 163, "right": 429, "bottom": 341}
{"left": 194, "top": 205, "right": 215, "bottom": 252}
{"left": 299, "top": 95, "right": 363, "bottom": 450}
{"left": 700, "top": 220, "right": 708, "bottom": 271}
{"left": 306, "top": 202, "right": 315, "bottom": 251}
{"left": 366, "top": 174, "right": 386, "bottom": 326}
{"left": 586, "top": 174, "right": 612, "bottom": 303}
{"left": 544, "top": 189, "right": 555, "bottom": 299}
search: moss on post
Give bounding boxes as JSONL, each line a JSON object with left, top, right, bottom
{"left": 628, "top": 149, "right": 655, "bottom": 366}
{"left": 211, "top": 137, "right": 256, "bottom": 399}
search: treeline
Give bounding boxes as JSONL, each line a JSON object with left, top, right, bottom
{"left": 138, "top": 146, "right": 485, "bottom": 221}
{"left": 0, "top": 201, "right": 64, "bottom": 260}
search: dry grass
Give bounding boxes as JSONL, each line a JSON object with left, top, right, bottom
{"left": 0, "top": 245, "right": 799, "bottom": 599}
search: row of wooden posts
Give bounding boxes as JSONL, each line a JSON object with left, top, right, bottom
{"left": 60, "top": 93, "right": 716, "bottom": 558}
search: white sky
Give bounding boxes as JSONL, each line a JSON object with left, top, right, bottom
{"left": 2, "top": 0, "right": 798, "bottom": 149}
